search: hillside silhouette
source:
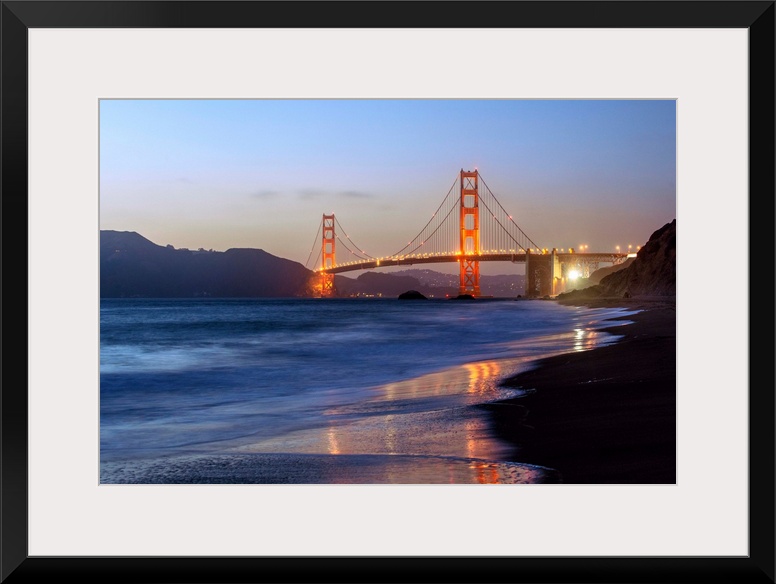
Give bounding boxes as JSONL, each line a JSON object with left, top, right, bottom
{"left": 557, "top": 219, "right": 676, "bottom": 301}
{"left": 100, "top": 231, "right": 316, "bottom": 297}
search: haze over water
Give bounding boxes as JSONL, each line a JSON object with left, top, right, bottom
{"left": 99, "top": 298, "right": 636, "bottom": 484}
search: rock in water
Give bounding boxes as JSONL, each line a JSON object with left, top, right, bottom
{"left": 451, "top": 294, "right": 476, "bottom": 300}
{"left": 398, "top": 290, "right": 427, "bottom": 300}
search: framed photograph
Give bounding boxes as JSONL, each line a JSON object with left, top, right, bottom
{"left": 3, "top": 1, "right": 773, "bottom": 582}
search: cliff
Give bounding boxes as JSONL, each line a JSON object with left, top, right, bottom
{"left": 557, "top": 219, "right": 676, "bottom": 301}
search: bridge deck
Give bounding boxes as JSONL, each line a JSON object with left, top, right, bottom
{"left": 322, "top": 253, "right": 629, "bottom": 274}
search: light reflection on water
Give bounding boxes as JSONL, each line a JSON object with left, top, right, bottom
{"left": 100, "top": 299, "right": 637, "bottom": 484}
{"left": 229, "top": 327, "right": 618, "bottom": 470}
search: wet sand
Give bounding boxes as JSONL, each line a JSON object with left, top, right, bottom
{"left": 100, "top": 452, "right": 557, "bottom": 484}
{"left": 483, "top": 296, "right": 676, "bottom": 484}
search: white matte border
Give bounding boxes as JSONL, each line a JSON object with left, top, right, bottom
{"left": 28, "top": 28, "right": 748, "bottom": 557}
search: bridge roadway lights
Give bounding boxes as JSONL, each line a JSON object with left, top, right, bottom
{"left": 318, "top": 252, "right": 628, "bottom": 298}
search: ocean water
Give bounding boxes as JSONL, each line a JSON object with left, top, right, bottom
{"left": 100, "top": 297, "right": 636, "bottom": 484}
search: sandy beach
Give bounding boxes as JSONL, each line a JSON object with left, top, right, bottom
{"left": 483, "top": 296, "right": 676, "bottom": 484}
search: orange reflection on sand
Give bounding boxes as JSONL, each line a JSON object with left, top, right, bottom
{"left": 574, "top": 328, "right": 605, "bottom": 352}
{"left": 464, "top": 418, "right": 504, "bottom": 476}
{"left": 383, "top": 414, "right": 397, "bottom": 454}
{"left": 327, "top": 427, "right": 341, "bottom": 455}
{"left": 465, "top": 416, "right": 502, "bottom": 483}
{"left": 379, "top": 372, "right": 465, "bottom": 402}
{"left": 470, "top": 461, "right": 501, "bottom": 484}
{"left": 464, "top": 361, "right": 502, "bottom": 396}
{"left": 574, "top": 328, "right": 586, "bottom": 351}
{"left": 374, "top": 359, "right": 512, "bottom": 405}
{"left": 466, "top": 419, "right": 478, "bottom": 459}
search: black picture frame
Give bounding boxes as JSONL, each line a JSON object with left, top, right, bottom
{"left": 2, "top": 1, "right": 773, "bottom": 583}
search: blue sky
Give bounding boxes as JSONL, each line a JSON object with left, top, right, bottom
{"left": 99, "top": 99, "right": 675, "bottom": 275}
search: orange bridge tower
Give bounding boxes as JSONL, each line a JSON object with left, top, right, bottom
{"left": 459, "top": 169, "right": 481, "bottom": 296}
{"left": 321, "top": 214, "right": 336, "bottom": 297}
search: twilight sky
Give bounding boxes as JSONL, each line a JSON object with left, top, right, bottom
{"left": 99, "top": 99, "right": 676, "bottom": 275}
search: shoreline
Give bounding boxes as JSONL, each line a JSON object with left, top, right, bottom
{"left": 483, "top": 295, "right": 676, "bottom": 484}
{"left": 100, "top": 296, "right": 675, "bottom": 484}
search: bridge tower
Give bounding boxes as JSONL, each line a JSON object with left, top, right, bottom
{"left": 459, "top": 169, "right": 481, "bottom": 296}
{"left": 321, "top": 214, "right": 336, "bottom": 297}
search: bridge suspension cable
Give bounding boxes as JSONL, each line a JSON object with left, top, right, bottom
{"left": 311, "top": 169, "right": 543, "bottom": 279}
{"left": 478, "top": 175, "right": 542, "bottom": 252}
{"left": 305, "top": 219, "right": 322, "bottom": 270}
{"left": 392, "top": 177, "right": 460, "bottom": 257}
{"left": 385, "top": 171, "right": 541, "bottom": 258}
{"left": 334, "top": 216, "right": 375, "bottom": 260}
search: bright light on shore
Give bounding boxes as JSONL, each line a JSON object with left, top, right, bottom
{"left": 569, "top": 270, "right": 580, "bottom": 280}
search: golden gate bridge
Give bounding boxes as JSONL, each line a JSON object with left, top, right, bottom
{"left": 305, "top": 169, "right": 630, "bottom": 298}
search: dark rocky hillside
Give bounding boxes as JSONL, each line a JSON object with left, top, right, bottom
{"left": 557, "top": 220, "right": 676, "bottom": 301}
{"left": 588, "top": 257, "right": 634, "bottom": 285}
{"left": 562, "top": 258, "right": 633, "bottom": 292}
